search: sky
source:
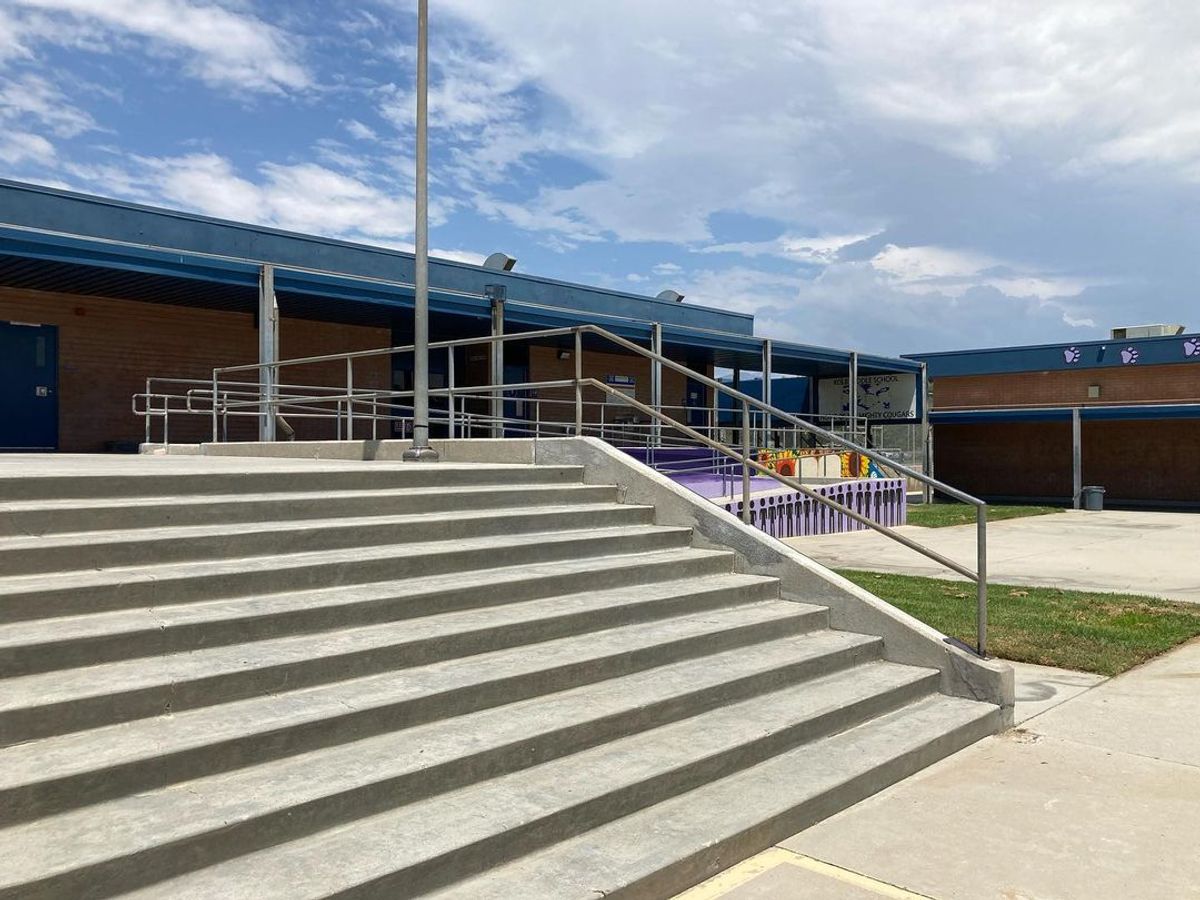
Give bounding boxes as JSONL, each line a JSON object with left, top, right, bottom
{"left": 1, "top": 0, "right": 1198, "bottom": 357}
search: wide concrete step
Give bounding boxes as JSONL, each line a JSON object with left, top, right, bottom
{"left": 0, "top": 482, "right": 619, "bottom": 536}
{"left": 0, "top": 637, "right": 893, "bottom": 898}
{"left": 0, "top": 463, "right": 586, "bottom": 502}
{"left": 0, "top": 608, "right": 837, "bottom": 827}
{"left": 0, "top": 502, "right": 652, "bottom": 575}
{"left": 432, "top": 696, "right": 1001, "bottom": 900}
{"left": 93, "top": 663, "right": 941, "bottom": 900}
{"left": 0, "top": 524, "right": 694, "bottom": 623}
{"left": 0, "top": 594, "right": 819, "bottom": 745}
{"left": 0, "top": 547, "right": 737, "bottom": 676}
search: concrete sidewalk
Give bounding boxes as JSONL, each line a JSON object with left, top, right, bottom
{"left": 680, "top": 640, "right": 1200, "bottom": 900}
{"left": 785, "top": 509, "right": 1200, "bottom": 604}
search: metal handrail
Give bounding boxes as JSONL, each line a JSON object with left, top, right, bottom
{"left": 139, "top": 321, "right": 987, "bottom": 654}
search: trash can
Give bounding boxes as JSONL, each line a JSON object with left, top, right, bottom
{"left": 1081, "top": 485, "right": 1105, "bottom": 511}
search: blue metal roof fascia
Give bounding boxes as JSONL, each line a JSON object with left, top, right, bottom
{"left": 504, "top": 301, "right": 651, "bottom": 342}
{"left": 771, "top": 341, "right": 923, "bottom": 376}
{"left": 906, "top": 333, "right": 1200, "bottom": 376}
{"left": 0, "top": 225, "right": 260, "bottom": 288}
{"left": 0, "top": 179, "right": 754, "bottom": 336}
{"left": 931, "top": 404, "right": 1200, "bottom": 424}
{"left": 272, "top": 269, "right": 491, "bottom": 321}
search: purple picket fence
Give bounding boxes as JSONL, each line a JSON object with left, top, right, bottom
{"left": 724, "top": 478, "right": 907, "bottom": 539}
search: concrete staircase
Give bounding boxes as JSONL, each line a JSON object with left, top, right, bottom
{"left": 0, "top": 459, "right": 1000, "bottom": 899}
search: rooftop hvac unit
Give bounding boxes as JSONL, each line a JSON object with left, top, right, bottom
{"left": 1110, "top": 324, "right": 1185, "bottom": 339}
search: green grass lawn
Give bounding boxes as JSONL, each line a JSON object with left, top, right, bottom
{"left": 907, "top": 502, "right": 1063, "bottom": 528}
{"left": 837, "top": 569, "right": 1200, "bottom": 675}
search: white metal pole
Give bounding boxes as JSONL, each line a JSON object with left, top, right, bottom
{"left": 1072, "top": 407, "right": 1082, "bottom": 509}
{"left": 762, "top": 338, "right": 772, "bottom": 447}
{"left": 403, "top": 0, "right": 438, "bottom": 461}
{"left": 490, "top": 294, "right": 504, "bottom": 438}
{"left": 921, "top": 362, "right": 931, "bottom": 504}
{"left": 258, "top": 264, "right": 277, "bottom": 442}
{"left": 650, "top": 322, "right": 662, "bottom": 447}
{"left": 848, "top": 350, "right": 858, "bottom": 443}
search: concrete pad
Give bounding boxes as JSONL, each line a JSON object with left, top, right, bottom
{"left": 1009, "top": 661, "right": 1106, "bottom": 725}
{"left": 785, "top": 510, "right": 1200, "bottom": 604}
{"left": 680, "top": 848, "right": 919, "bottom": 899}
{"left": 782, "top": 731, "right": 1200, "bottom": 900}
{"left": 1031, "top": 637, "right": 1200, "bottom": 767}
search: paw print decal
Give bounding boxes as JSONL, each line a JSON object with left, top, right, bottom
{"left": 1120, "top": 347, "right": 1139, "bottom": 365}
{"left": 1186, "top": 338, "right": 1199, "bottom": 358}
{"left": 1063, "top": 347, "right": 1080, "bottom": 364}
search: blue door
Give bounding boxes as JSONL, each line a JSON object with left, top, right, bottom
{"left": 0, "top": 321, "right": 58, "bottom": 451}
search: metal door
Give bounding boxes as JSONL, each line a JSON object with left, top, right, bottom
{"left": 0, "top": 321, "right": 58, "bottom": 451}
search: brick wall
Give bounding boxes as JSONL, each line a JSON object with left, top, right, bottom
{"left": 933, "top": 364, "right": 1200, "bottom": 409}
{"left": 527, "top": 345, "right": 700, "bottom": 425}
{"left": 934, "top": 420, "right": 1200, "bottom": 503}
{"left": 0, "top": 287, "right": 391, "bottom": 451}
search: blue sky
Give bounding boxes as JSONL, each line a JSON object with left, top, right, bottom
{"left": 1, "top": 0, "right": 1197, "bottom": 356}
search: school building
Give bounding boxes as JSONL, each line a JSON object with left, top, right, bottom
{"left": 906, "top": 328, "right": 1200, "bottom": 506}
{"left": 0, "top": 179, "right": 923, "bottom": 454}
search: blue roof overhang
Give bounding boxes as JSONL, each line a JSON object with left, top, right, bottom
{"left": 907, "top": 334, "right": 1200, "bottom": 376}
{"left": 0, "top": 221, "right": 923, "bottom": 380}
{"left": 0, "top": 178, "right": 753, "bottom": 336}
{"left": 932, "top": 404, "right": 1200, "bottom": 424}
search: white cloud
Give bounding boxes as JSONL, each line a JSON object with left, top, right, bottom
{"left": 65, "top": 152, "right": 419, "bottom": 243}
{"left": 0, "top": 73, "right": 96, "bottom": 137}
{"left": 652, "top": 262, "right": 682, "bottom": 275}
{"left": 814, "top": 0, "right": 1200, "bottom": 176}
{"left": 11, "top": 0, "right": 308, "bottom": 92}
{"left": 703, "top": 232, "right": 881, "bottom": 264}
{"left": 342, "top": 119, "right": 378, "bottom": 142}
{"left": 870, "top": 244, "right": 1094, "bottom": 302}
{"left": 0, "top": 130, "right": 55, "bottom": 165}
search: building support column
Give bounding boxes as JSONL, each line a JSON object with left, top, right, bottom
{"left": 761, "top": 339, "right": 772, "bottom": 448}
{"left": 1072, "top": 407, "right": 1082, "bottom": 509}
{"left": 920, "top": 362, "right": 931, "bottom": 504}
{"left": 848, "top": 351, "right": 859, "bottom": 442}
{"left": 650, "top": 322, "right": 662, "bottom": 447}
{"left": 489, "top": 288, "right": 505, "bottom": 439}
{"left": 258, "top": 264, "right": 277, "bottom": 442}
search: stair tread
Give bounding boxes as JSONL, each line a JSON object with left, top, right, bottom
{"left": 2, "top": 657, "right": 936, "bottom": 897}
{"left": 0, "top": 502, "right": 645, "bottom": 552}
{"left": 0, "top": 481, "right": 608, "bottom": 516}
{"left": 0, "top": 641, "right": 908, "bottom": 891}
{"left": 427, "top": 696, "right": 999, "bottom": 900}
{"left": 0, "top": 547, "right": 734, "bottom": 652}
{"left": 0, "top": 523, "right": 691, "bottom": 597}
{"left": 0, "top": 606, "right": 834, "bottom": 802}
{"left": 0, "top": 581, "right": 795, "bottom": 718}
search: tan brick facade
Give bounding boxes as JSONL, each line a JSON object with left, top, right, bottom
{"left": 0, "top": 287, "right": 390, "bottom": 452}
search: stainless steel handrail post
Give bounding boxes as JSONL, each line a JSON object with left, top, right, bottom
{"left": 741, "top": 400, "right": 751, "bottom": 524}
{"left": 574, "top": 330, "right": 583, "bottom": 436}
{"left": 448, "top": 346, "right": 456, "bottom": 439}
{"left": 977, "top": 504, "right": 988, "bottom": 655}
{"left": 346, "top": 358, "right": 354, "bottom": 440}
{"left": 211, "top": 370, "right": 219, "bottom": 442}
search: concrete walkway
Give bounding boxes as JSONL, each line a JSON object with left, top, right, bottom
{"left": 679, "top": 640, "right": 1200, "bottom": 900}
{"left": 786, "top": 509, "right": 1200, "bottom": 604}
